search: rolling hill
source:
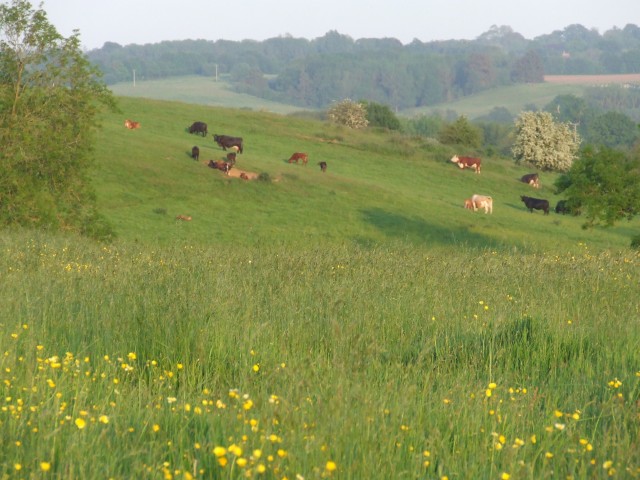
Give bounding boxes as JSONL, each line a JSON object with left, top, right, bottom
{"left": 92, "top": 96, "right": 636, "bottom": 252}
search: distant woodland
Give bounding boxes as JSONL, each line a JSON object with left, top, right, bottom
{"left": 88, "top": 24, "right": 640, "bottom": 111}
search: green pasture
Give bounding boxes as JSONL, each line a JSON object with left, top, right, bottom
{"left": 404, "top": 83, "right": 588, "bottom": 119}
{"left": 1, "top": 96, "right": 639, "bottom": 479}
{"left": 109, "top": 75, "right": 587, "bottom": 119}
{"left": 94, "top": 96, "right": 635, "bottom": 251}
{"left": 110, "top": 76, "right": 307, "bottom": 115}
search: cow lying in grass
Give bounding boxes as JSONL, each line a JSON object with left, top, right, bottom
{"left": 124, "top": 119, "right": 140, "bottom": 129}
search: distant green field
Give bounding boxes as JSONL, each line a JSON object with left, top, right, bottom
{"left": 404, "top": 83, "right": 587, "bottom": 119}
{"left": 109, "top": 75, "right": 587, "bottom": 119}
{"left": 110, "top": 75, "right": 308, "bottom": 115}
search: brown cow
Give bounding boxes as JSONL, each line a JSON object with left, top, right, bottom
{"left": 450, "top": 155, "right": 481, "bottom": 174}
{"left": 175, "top": 214, "right": 192, "bottom": 221}
{"left": 289, "top": 152, "right": 308, "bottom": 165}
{"left": 464, "top": 198, "right": 474, "bottom": 210}
{"left": 207, "top": 160, "right": 232, "bottom": 175}
{"left": 240, "top": 172, "right": 249, "bottom": 180}
{"left": 124, "top": 119, "right": 140, "bottom": 129}
{"left": 226, "top": 152, "right": 237, "bottom": 164}
{"left": 318, "top": 161, "right": 327, "bottom": 172}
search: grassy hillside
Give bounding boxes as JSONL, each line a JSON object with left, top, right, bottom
{"left": 93, "top": 96, "right": 636, "bottom": 252}
{"left": 2, "top": 98, "right": 638, "bottom": 479}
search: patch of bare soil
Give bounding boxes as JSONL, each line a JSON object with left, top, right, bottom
{"left": 544, "top": 74, "right": 640, "bottom": 85}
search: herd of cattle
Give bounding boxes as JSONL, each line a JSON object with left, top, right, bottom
{"left": 185, "top": 121, "right": 327, "bottom": 176}
{"left": 124, "top": 118, "right": 572, "bottom": 218}
{"left": 452, "top": 155, "right": 572, "bottom": 216}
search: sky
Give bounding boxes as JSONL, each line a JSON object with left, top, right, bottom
{"left": 44, "top": 0, "right": 638, "bottom": 51}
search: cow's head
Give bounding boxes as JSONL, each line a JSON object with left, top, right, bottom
{"left": 450, "top": 155, "right": 459, "bottom": 164}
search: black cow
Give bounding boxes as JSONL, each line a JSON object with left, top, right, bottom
{"left": 319, "top": 161, "right": 327, "bottom": 172}
{"left": 521, "top": 173, "right": 540, "bottom": 188}
{"left": 213, "top": 134, "right": 243, "bottom": 154}
{"left": 189, "top": 121, "right": 208, "bottom": 137}
{"left": 555, "top": 200, "right": 568, "bottom": 214}
{"left": 191, "top": 146, "right": 200, "bottom": 161}
{"left": 520, "top": 195, "right": 549, "bottom": 215}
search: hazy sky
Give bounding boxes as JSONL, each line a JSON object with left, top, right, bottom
{"left": 45, "top": 0, "right": 637, "bottom": 50}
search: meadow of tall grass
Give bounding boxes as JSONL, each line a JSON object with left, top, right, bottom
{"left": 1, "top": 230, "right": 638, "bottom": 479}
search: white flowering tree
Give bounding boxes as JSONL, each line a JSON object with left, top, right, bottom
{"left": 512, "top": 111, "right": 580, "bottom": 172}
{"left": 327, "top": 99, "right": 369, "bottom": 129}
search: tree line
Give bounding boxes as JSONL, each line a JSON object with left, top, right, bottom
{"left": 87, "top": 24, "right": 640, "bottom": 110}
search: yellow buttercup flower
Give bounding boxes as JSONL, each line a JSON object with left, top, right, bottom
{"left": 40, "top": 462, "right": 51, "bottom": 472}
{"left": 325, "top": 461, "right": 337, "bottom": 472}
{"left": 75, "top": 418, "right": 87, "bottom": 429}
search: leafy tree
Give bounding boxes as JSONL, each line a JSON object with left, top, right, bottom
{"left": 360, "top": 100, "right": 400, "bottom": 130}
{"left": 585, "top": 111, "right": 639, "bottom": 149}
{"left": 512, "top": 111, "right": 580, "bottom": 171}
{"left": 511, "top": 50, "right": 544, "bottom": 83}
{"left": 0, "top": 0, "right": 116, "bottom": 238}
{"left": 555, "top": 146, "right": 640, "bottom": 227}
{"left": 438, "top": 115, "right": 483, "bottom": 148}
{"left": 327, "top": 99, "right": 368, "bottom": 129}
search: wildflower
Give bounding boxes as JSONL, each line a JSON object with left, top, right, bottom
{"left": 545, "top": 452, "right": 554, "bottom": 459}
{"left": 253, "top": 364, "right": 260, "bottom": 373}
{"left": 98, "top": 415, "right": 109, "bottom": 424}
{"left": 127, "top": 352, "right": 137, "bottom": 361}
{"left": 256, "top": 464, "right": 266, "bottom": 473}
{"left": 277, "top": 449, "right": 287, "bottom": 458}
{"left": 40, "top": 462, "right": 51, "bottom": 472}
{"left": 236, "top": 458, "right": 248, "bottom": 468}
{"left": 603, "top": 461, "right": 613, "bottom": 470}
{"left": 501, "top": 473, "right": 511, "bottom": 480}
{"left": 554, "top": 410, "right": 563, "bottom": 418}
{"left": 554, "top": 423, "right": 566, "bottom": 431}
{"left": 153, "top": 424, "right": 160, "bottom": 432}
{"left": 213, "top": 447, "right": 227, "bottom": 457}
{"left": 325, "top": 461, "right": 337, "bottom": 472}
{"left": 14, "top": 464, "right": 22, "bottom": 471}
{"left": 75, "top": 418, "right": 87, "bottom": 429}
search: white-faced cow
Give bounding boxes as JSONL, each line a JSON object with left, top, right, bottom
{"left": 124, "top": 119, "right": 140, "bottom": 129}
{"left": 471, "top": 194, "right": 493, "bottom": 214}
{"left": 451, "top": 155, "right": 481, "bottom": 174}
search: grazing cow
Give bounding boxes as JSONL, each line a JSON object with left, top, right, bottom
{"left": 555, "top": 200, "right": 568, "bottom": 214}
{"left": 124, "top": 119, "right": 140, "bottom": 129}
{"left": 213, "top": 134, "right": 243, "bottom": 153}
{"left": 288, "top": 152, "right": 308, "bottom": 165}
{"left": 226, "top": 152, "right": 237, "bottom": 164}
{"left": 189, "top": 121, "right": 208, "bottom": 137}
{"left": 319, "top": 161, "right": 327, "bottom": 172}
{"left": 175, "top": 214, "right": 192, "bottom": 221}
{"left": 520, "top": 195, "right": 549, "bottom": 214}
{"left": 471, "top": 194, "right": 493, "bottom": 214}
{"left": 450, "top": 155, "right": 481, "bottom": 174}
{"left": 464, "top": 198, "right": 474, "bottom": 210}
{"left": 207, "top": 160, "right": 232, "bottom": 175}
{"left": 191, "top": 146, "right": 200, "bottom": 161}
{"left": 521, "top": 173, "right": 540, "bottom": 188}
